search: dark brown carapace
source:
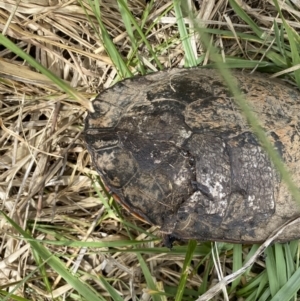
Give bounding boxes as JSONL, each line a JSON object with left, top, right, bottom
{"left": 85, "top": 68, "right": 300, "bottom": 244}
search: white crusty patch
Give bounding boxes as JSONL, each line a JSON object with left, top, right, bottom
{"left": 150, "top": 151, "right": 161, "bottom": 164}
{"left": 175, "top": 128, "right": 192, "bottom": 147}
{"left": 174, "top": 167, "right": 189, "bottom": 186}
{"left": 248, "top": 194, "right": 275, "bottom": 211}
{"left": 203, "top": 197, "right": 227, "bottom": 216}
{"left": 190, "top": 173, "right": 229, "bottom": 216}
{"left": 98, "top": 151, "right": 116, "bottom": 170}
{"left": 248, "top": 195, "right": 256, "bottom": 208}
{"left": 202, "top": 174, "right": 228, "bottom": 200}
{"left": 179, "top": 128, "right": 192, "bottom": 139}
{"left": 188, "top": 191, "right": 228, "bottom": 216}
{"left": 189, "top": 191, "right": 203, "bottom": 203}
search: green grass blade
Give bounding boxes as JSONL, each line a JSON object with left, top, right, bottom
{"left": 173, "top": 0, "right": 197, "bottom": 67}
{"left": 237, "top": 270, "right": 268, "bottom": 299}
{"left": 229, "top": 0, "right": 265, "bottom": 38}
{"left": 237, "top": 269, "right": 262, "bottom": 296}
{"left": 94, "top": 7, "right": 132, "bottom": 78}
{"left": 263, "top": 50, "right": 289, "bottom": 67}
{"left": 0, "top": 290, "right": 32, "bottom": 301}
{"left": 175, "top": 240, "right": 197, "bottom": 301}
{"left": 31, "top": 247, "right": 52, "bottom": 294}
{"left": 273, "top": 0, "right": 300, "bottom": 86}
{"left": 207, "top": 57, "right": 273, "bottom": 69}
{"left": 243, "top": 244, "right": 260, "bottom": 267}
{"left": 288, "top": 241, "right": 299, "bottom": 259}
{"left": 137, "top": 253, "right": 162, "bottom": 301}
{"left": 140, "top": 0, "right": 153, "bottom": 28}
{"left": 257, "top": 287, "right": 271, "bottom": 301}
{"left": 198, "top": 257, "right": 214, "bottom": 295}
{"left": 0, "top": 34, "right": 92, "bottom": 112}
{"left": 0, "top": 212, "right": 106, "bottom": 301}
{"left": 98, "top": 276, "right": 125, "bottom": 301}
{"left": 245, "top": 290, "right": 259, "bottom": 301}
{"left": 231, "top": 244, "right": 243, "bottom": 291}
{"left": 271, "top": 266, "right": 300, "bottom": 301}
{"left": 200, "top": 27, "right": 266, "bottom": 43}
{"left": 265, "top": 247, "right": 279, "bottom": 297}
{"left": 1, "top": 259, "right": 47, "bottom": 301}
{"left": 117, "top": 0, "right": 145, "bottom": 74}
{"left": 255, "top": 272, "right": 269, "bottom": 301}
{"left": 116, "top": 0, "right": 163, "bottom": 70}
{"left": 273, "top": 20, "right": 286, "bottom": 59}
{"left": 22, "top": 238, "right": 156, "bottom": 248}
{"left": 284, "top": 244, "right": 296, "bottom": 278}
{"left": 274, "top": 243, "right": 287, "bottom": 287}
{"left": 80, "top": 0, "right": 132, "bottom": 79}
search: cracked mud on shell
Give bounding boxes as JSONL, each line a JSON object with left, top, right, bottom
{"left": 84, "top": 68, "right": 300, "bottom": 244}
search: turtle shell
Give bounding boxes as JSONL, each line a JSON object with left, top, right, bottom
{"left": 84, "top": 68, "right": 300, "bottom": 243}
